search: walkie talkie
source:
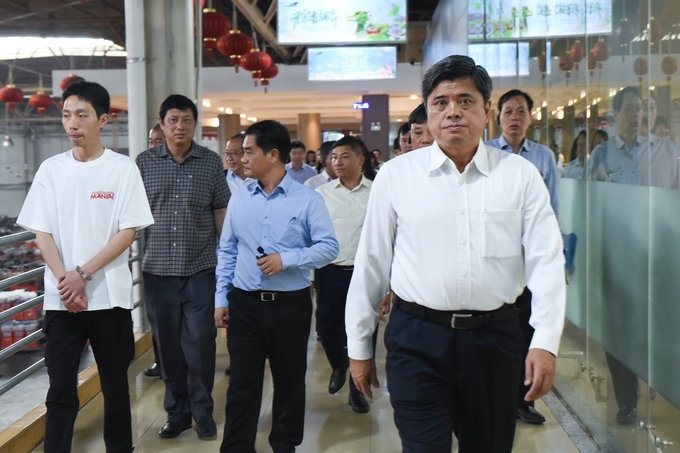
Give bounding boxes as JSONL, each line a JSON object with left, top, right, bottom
{"left": 256, "top": 246, "right": 268, "bottom": 260}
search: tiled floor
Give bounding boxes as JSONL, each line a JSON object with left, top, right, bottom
{"left": 31, "top": 328, "right": 582, "bottom": 453}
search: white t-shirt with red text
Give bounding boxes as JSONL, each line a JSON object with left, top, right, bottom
{"left": 17, "top": 149, "right": 154, "bottom": 311}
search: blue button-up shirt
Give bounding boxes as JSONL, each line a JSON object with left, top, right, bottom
{"left": 285, "top": 162, "right": 318, "bottom": 184}
{"left": 485, "top": 135, "right": 559, "bottom": 218}
{"left": 588, "top": 134, "right": 680, "bottom": 189}
{"left": 215, "top": 174, "right": 339, "bottom": 308}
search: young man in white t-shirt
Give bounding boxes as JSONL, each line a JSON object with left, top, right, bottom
{"left": 17, "top": 81, "right": 154, "bottom": 453}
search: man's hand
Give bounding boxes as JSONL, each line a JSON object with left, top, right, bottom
{"left": 215, "top": 307, "right": 229, "bottom": 328}
{"left": 378, "top": 293, "right": 392, "bottom": 322}
{"left": 524, "top": 348, "right": 556, "bottom": 401}
{"left": 57, "top": 271, "right": 86, "bottom": 305}
{"left": 350, "top": 358, "right": 380, "bottom": 400}
{"left": 258, "top": 253, "right": 283, "bottom": 277}
{"left": 64, "top": 291, "right": 88, "bottom": 313}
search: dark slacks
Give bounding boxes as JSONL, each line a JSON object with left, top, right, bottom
{"left": 43, "top": 308, "right": 135, "bottom": 453}
{"left": 143, "top": 268, "right": 217, "bottom": 422}
{"left": 220, "top": 288, "right": 312, "bottom": 453}
{"left": 385, "top": 303, "right": 524, "bottom": 453}
{"left": 515, "top": 287, "right": 535, "bottom": 408}
{"left": 316, "top": 264, "right": 377, "bottom": 396}
{"left": 606, "top": 352, "right": 639, "bottom": 409}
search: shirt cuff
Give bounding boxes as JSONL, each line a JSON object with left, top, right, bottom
{"left": 215, "top": 290, "right": 229, "bottom": 309}
{"left": 347, "top": 338, "right": 374, "bottom": 361}
{"left": 528, "top": 328, "right": 562, "bottom": 356}
{"left": 279, "top": 251, "right": 296, "bottom": 270}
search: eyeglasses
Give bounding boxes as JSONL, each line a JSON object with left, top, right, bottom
{"left": 222, "top": 152, "right": 244, "bottom": 159}
{"left": 148, "top": 138, "right": 164, "bottom": 146}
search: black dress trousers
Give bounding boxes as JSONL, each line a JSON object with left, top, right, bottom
{"left": 220, "top": 288, "right": 313, "bottom": 453}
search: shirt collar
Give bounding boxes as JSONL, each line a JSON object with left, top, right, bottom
{"left": 428, "top": 139, "right": 490, "bottom": 177}
{"left": 248, "top": 172, "right": 293, "bottom": 197}
{"left": 498, "top": 134, "right": 531, "bottom": 153}
{"left": 321, "top": 169, "right": 330, "bottom": 180}
{"left": 153, "top": 141, "right": 203, "bottom": 159}
{"left": 612, "top": 134, "right": 643, "bottom": 153}
{"left": 333, "top": 175, "right": 371, "bottom": 191}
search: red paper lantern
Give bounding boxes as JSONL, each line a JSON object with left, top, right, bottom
{"left": 587, "top": 51, "right": 597, "bottom": 77}
{"left": 202, "top": 8, "right": 231, "bottom": 58}
{"left": 0, "top": 85, "right": 25, "bottom": 113}
{"left": 537, "top": 52, "right": 547, "bottom": 79}
{"left": 592, "top": 39, "right": 611, "bottom": 62}
{"left": 633, "top": 57, "right": 648, "bottom": 82}
{"left": 60, "top": 74, "right": 85, "bottom": 91}
{"left": 260, "top": 63, "right": 279, "bottom": 93}
{"left": 109, "top": 107, "right": 124, "bottom": 119}
{"left": 240, "top": 49, "right": 272, "bottom": 87}
{"left": 570, "top": 41, "right": 584, "bottom": 71}
{"left": 559, "top": 52, "right": 574, "bottom": 84}
{"left": 217, "top": 31, "right": 253, "bottom": 73}
{"left": 614, "top": 18, "right": 636, "bottom": 59}
{"left": 28, "top": 91, "right": 53, "bottom": 117}
{"left": 661, "top": 55, "right": 678, "bottom": 82}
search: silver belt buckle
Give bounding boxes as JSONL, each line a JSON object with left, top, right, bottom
{"left": 260, "top": 292, "right": 276, "bottom": 301}
{"left": 451, "top": 313, "right": 472, "bottom": 329}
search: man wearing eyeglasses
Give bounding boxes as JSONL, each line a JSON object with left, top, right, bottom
{"left": 223, "top": 133, "right": 254, "bottom": 193}
{"left": 149, "top": 123, "right": 165, "bottom": 148}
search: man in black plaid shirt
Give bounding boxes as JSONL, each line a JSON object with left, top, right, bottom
{"left": 136, "top": 94, "right": 230, "bottom": 442}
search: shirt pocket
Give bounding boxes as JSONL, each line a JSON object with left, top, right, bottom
{"left": 483, "top": 209, "right": 522, "bottom": 258}
{"left": 277, "top": 217, "right": 306, "bottom": 248}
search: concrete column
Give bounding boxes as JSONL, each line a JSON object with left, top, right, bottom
{"left": 124, "top": 0, "right": 147, "bottom": 160}
{"left": 217, "top": 114, "right": 243, "bottom": 156}
{"left": 144, "top": 0, "right": 195, "bottom": 129}
{"left": 297, "top": 113, "right": 321, "bottom": 152}
{"left": 361, "top": 95, "right": 389, "bottom": 155}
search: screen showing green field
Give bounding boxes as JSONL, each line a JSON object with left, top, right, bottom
{"left": 277, "top": 0, "right": 407, "bottom": 45}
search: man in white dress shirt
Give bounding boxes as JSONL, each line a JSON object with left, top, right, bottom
{"left": 345, "top": 55, "right": 566, "bottom": 453}
{"left": 316, "top": 136, "right": 373, "bottom": 414}
{"left": 304, "top": 141, "right": 336, "bottom": 190}
{"left": 224, "top": 134, "right": 254, "bottom": 193}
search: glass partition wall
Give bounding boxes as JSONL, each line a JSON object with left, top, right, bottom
{"left": 470, "top": 0, "right": 680, "bottom": 450}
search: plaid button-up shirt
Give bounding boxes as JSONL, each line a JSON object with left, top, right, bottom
{"left": 136, "top": 141, "right": 230, "bottom": 276}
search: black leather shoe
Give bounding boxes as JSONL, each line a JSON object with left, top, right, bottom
{"left": 348, "top": 391, "right": 370, "bottom": 413}
{"left": 144, "top": 363, "right": 161, "bottom": 378}
{"left": 196, "top": 418, "right": 217, "bottom": 440}
{"left": 517, "top": 406, "right": 546, "bottom": 424}
{"left": 616, "top": 406, "right": 637, "bottom": 425}
{"left": 328, "top": 367, "right": 347, "bottom": 394}
{"left": 158, "top": 418, "right": 192, "bottom": 438}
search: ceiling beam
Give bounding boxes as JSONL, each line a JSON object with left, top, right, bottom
{"left": 231, "top": 0, "right": 290, "bottom": 64}
{"left": 0, "top": 0, "right": 94, "bottom": 26}
{"left": 263, "top": 1, "right": 276, "bottom": 26}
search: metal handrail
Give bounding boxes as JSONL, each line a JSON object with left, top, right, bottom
{"left": 0, "top": 230, "right": 146, "bottom": 398}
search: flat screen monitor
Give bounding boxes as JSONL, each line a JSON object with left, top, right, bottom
{"left": 308, "top": 46, "right": 397, "bottom": 81}
{"left": 277, "top": 0, "right": 407, "bottom": 45}
{"left": 468, "top": 0, "right": 612, "bottom": 40}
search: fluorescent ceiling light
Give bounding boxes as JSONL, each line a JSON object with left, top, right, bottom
{"left": 0, "top": 37, "right": 126, "bottom": 61}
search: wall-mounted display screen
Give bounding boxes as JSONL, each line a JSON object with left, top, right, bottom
{"left": 277, "top": 0, "right": 407, "bottom": 45}
{"left": 308, "top": 47, "right": 397, "bottom": 81}
{"left": 468, "top": 42, "right": 530, "bottom": 77}
{"left": 469, "top": 0, "right": 611, "bottom": 40}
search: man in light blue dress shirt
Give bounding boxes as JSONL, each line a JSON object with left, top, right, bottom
{"left": 224, "top": 133, "right": 255, "bottom": 193}
{"left": 485, "top": 89, "right": 559, "bottom": 425}
{"left": 214, "top": 120, "right": 339, "bottom": 453}
{"left": 285, "top": 140, "right": 318, "bottom": 184}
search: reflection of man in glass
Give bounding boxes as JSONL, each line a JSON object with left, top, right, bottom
{"left": 589, "top": 86, "right": 679, "bottom": 189}
{"left": 588, "top": 86, "right": 680, "bottom": 426}
{"left": 563, "top": 131, "right": 587, "bottom": 180}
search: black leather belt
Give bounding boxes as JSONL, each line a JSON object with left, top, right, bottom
{"left": 394, "top": 297, "right": 519, "bottom": 329}
{"left": 330, "top": 264, "right": 354, "bottom": 271}
{"left": 235, "top": 287, "right": 309, "bottom": 302}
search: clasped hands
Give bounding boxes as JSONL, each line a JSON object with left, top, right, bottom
{"left": 57, "top": 270, "right": 88, "bottom": 313}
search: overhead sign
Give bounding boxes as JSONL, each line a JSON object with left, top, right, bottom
{"left": 277, "top": 0, "right": 407, "bottom": 45}
{"left": 353, "top": 102, "right": 370, "bottom": 110}
{"left": 308, "top": 47, "right": 397, "bottom": 81}
{"left": 468, "top": 0, "right": 612, "bottom": 40}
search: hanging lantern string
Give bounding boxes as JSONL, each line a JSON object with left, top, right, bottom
{"left": 233, "top": 5, "right": 238, "bottom": 31}
{"left": 252, "top": 30, "right": 259, "bottom": 50}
